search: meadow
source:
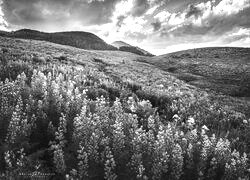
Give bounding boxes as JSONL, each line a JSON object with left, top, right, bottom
{"left": 0, "top": 36, "right": 249, "bottom": 179}
{"left": 137, "top": 47, "right": 250, "bottom": 97}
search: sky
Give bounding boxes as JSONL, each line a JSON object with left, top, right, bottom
{"left": 0, "top": 0, "right": 250, "bottom": 55}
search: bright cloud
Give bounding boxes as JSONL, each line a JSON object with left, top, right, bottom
{"left": 0, "top": 0, "right": 8, "bottom": 31}
{"left": 146, "top": 5, "right": 158, "bottom": 15}
{"left": 214, "top": 0, "right": 250, "bottom": 15}
{"left": 154, "top": 11, "right": 171, "bottom": 22}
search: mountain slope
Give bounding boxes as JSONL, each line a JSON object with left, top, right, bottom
{"left": 112, "top": 41, "right": 154, "bottom": 57}
{"left": 137, "top": 47, "right": 250, "bottom": 97}
{"left": 0, "top": 29, "right": 117, "bottom": 51}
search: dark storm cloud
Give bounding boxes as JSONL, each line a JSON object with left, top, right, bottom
{"left": 185, "top": 4, "right": 203, "bottom": 18}
{"left": 1, "top": 0, "right": 218, "bottom": 30}
{"left": 209, "top": 8, "right": 250, "bottom": 35}
{"left": 2, "top": 0, "right": 119, "bottom": 30}
{"left": 116, "top": 15, "right": 126, "bottom": 28}
{"left": 152, "top": 0, "right": 212, "bottom": 12}
{"left": 158, "top": 0, "right": 250, "bottom": 38}
{"left": 71, "top": 0, "right": 119, "bottom": 25}
{"left": 3, "top": 0, "right": 42, "bottom": 25}
{"left": 131, "top": 0, "right": 150, "bottom": 17}
{"left": 151, "top": 21, "right": 161, "bottom": 31}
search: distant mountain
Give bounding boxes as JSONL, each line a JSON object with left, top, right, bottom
{"left": 112, "top": 41, "right": 154, "bottom": 57}
{"left": 112, "top": 41, "right": 132, "bottom": 48}
{"left": 0, "top": 29, "right": 117, "bottom": 51}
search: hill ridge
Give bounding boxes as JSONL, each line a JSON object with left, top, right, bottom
{"left": 111, "top": 40, "right": 154, "bottom": 57}
{"left": 0, "top": 28, "right": 117, "bottom": 51}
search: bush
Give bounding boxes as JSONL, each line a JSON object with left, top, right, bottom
{"left": 0, "top": 61, "right": 33, "bottom": 82}
{"left": 58, "top": 55, "right": 67, "bottom": 62}
{"left": 32, "top": 56, "right": 46, "bottom": 64}
{"left": 86, "top": 88, "right": 109, "bottom": 100}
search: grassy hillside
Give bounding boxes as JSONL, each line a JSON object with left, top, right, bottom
{"left": 0, "top": 37, "right": 250, "bottom": 179}
{"left": 137, "top": 47, "right": 250, "bottom": 97}
{"left": 0, "top": 29, "right": 117, "bottom": 51}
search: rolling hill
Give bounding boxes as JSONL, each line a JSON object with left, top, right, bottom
{"left": 112, "top": 41, "right": 154, "bottom": 57}
{"left": 0, "top": 29, "right": 117, "bottom": 51}
{"left": 0, "top": 29, "right": 155, "bottom": 57}
{"left": 137, "top": 47, "right": 250, "bottom": 97}
{"left": 0, "top": 35, "right": 250, "bottom": 179}
{"left": 0, "top": 36, "right": 249, "bottom": 116}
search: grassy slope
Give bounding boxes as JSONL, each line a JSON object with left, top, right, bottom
{"left": 1, "top": 37, "right": 249, "bottom": 117}
{"left": 137, "top": 47, "right": 250, "bottom": 97}
{"left": 0, "top": 36, "right": 188, "bottom": 89}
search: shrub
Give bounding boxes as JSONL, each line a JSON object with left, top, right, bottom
{"left": 0, "top": 61, "right": 33, "bottom": 82}
{"left": 86, "top": 88, "right": 109, "bottom": 100}
{"left": 32, "top": 56, "right": 46, "bottom": 64}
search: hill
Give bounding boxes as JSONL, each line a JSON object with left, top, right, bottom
{"left": 137, "top": 47, "right": 250, "bottom": 97}
{"left": 0, "top": 29, "right": 117, "bottom": 51}
{"left": 112, "top": 41, "right": 131, "bottom": 48}
{"left": 112, "top": 40, "right": 154, "bottom": 57}
{"left": 0, "top": 36, "right": 250, "bottom": 179}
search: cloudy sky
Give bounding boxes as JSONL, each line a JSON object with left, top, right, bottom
{"left": 0, "top": 0, "right": 250, "bottom": 55}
